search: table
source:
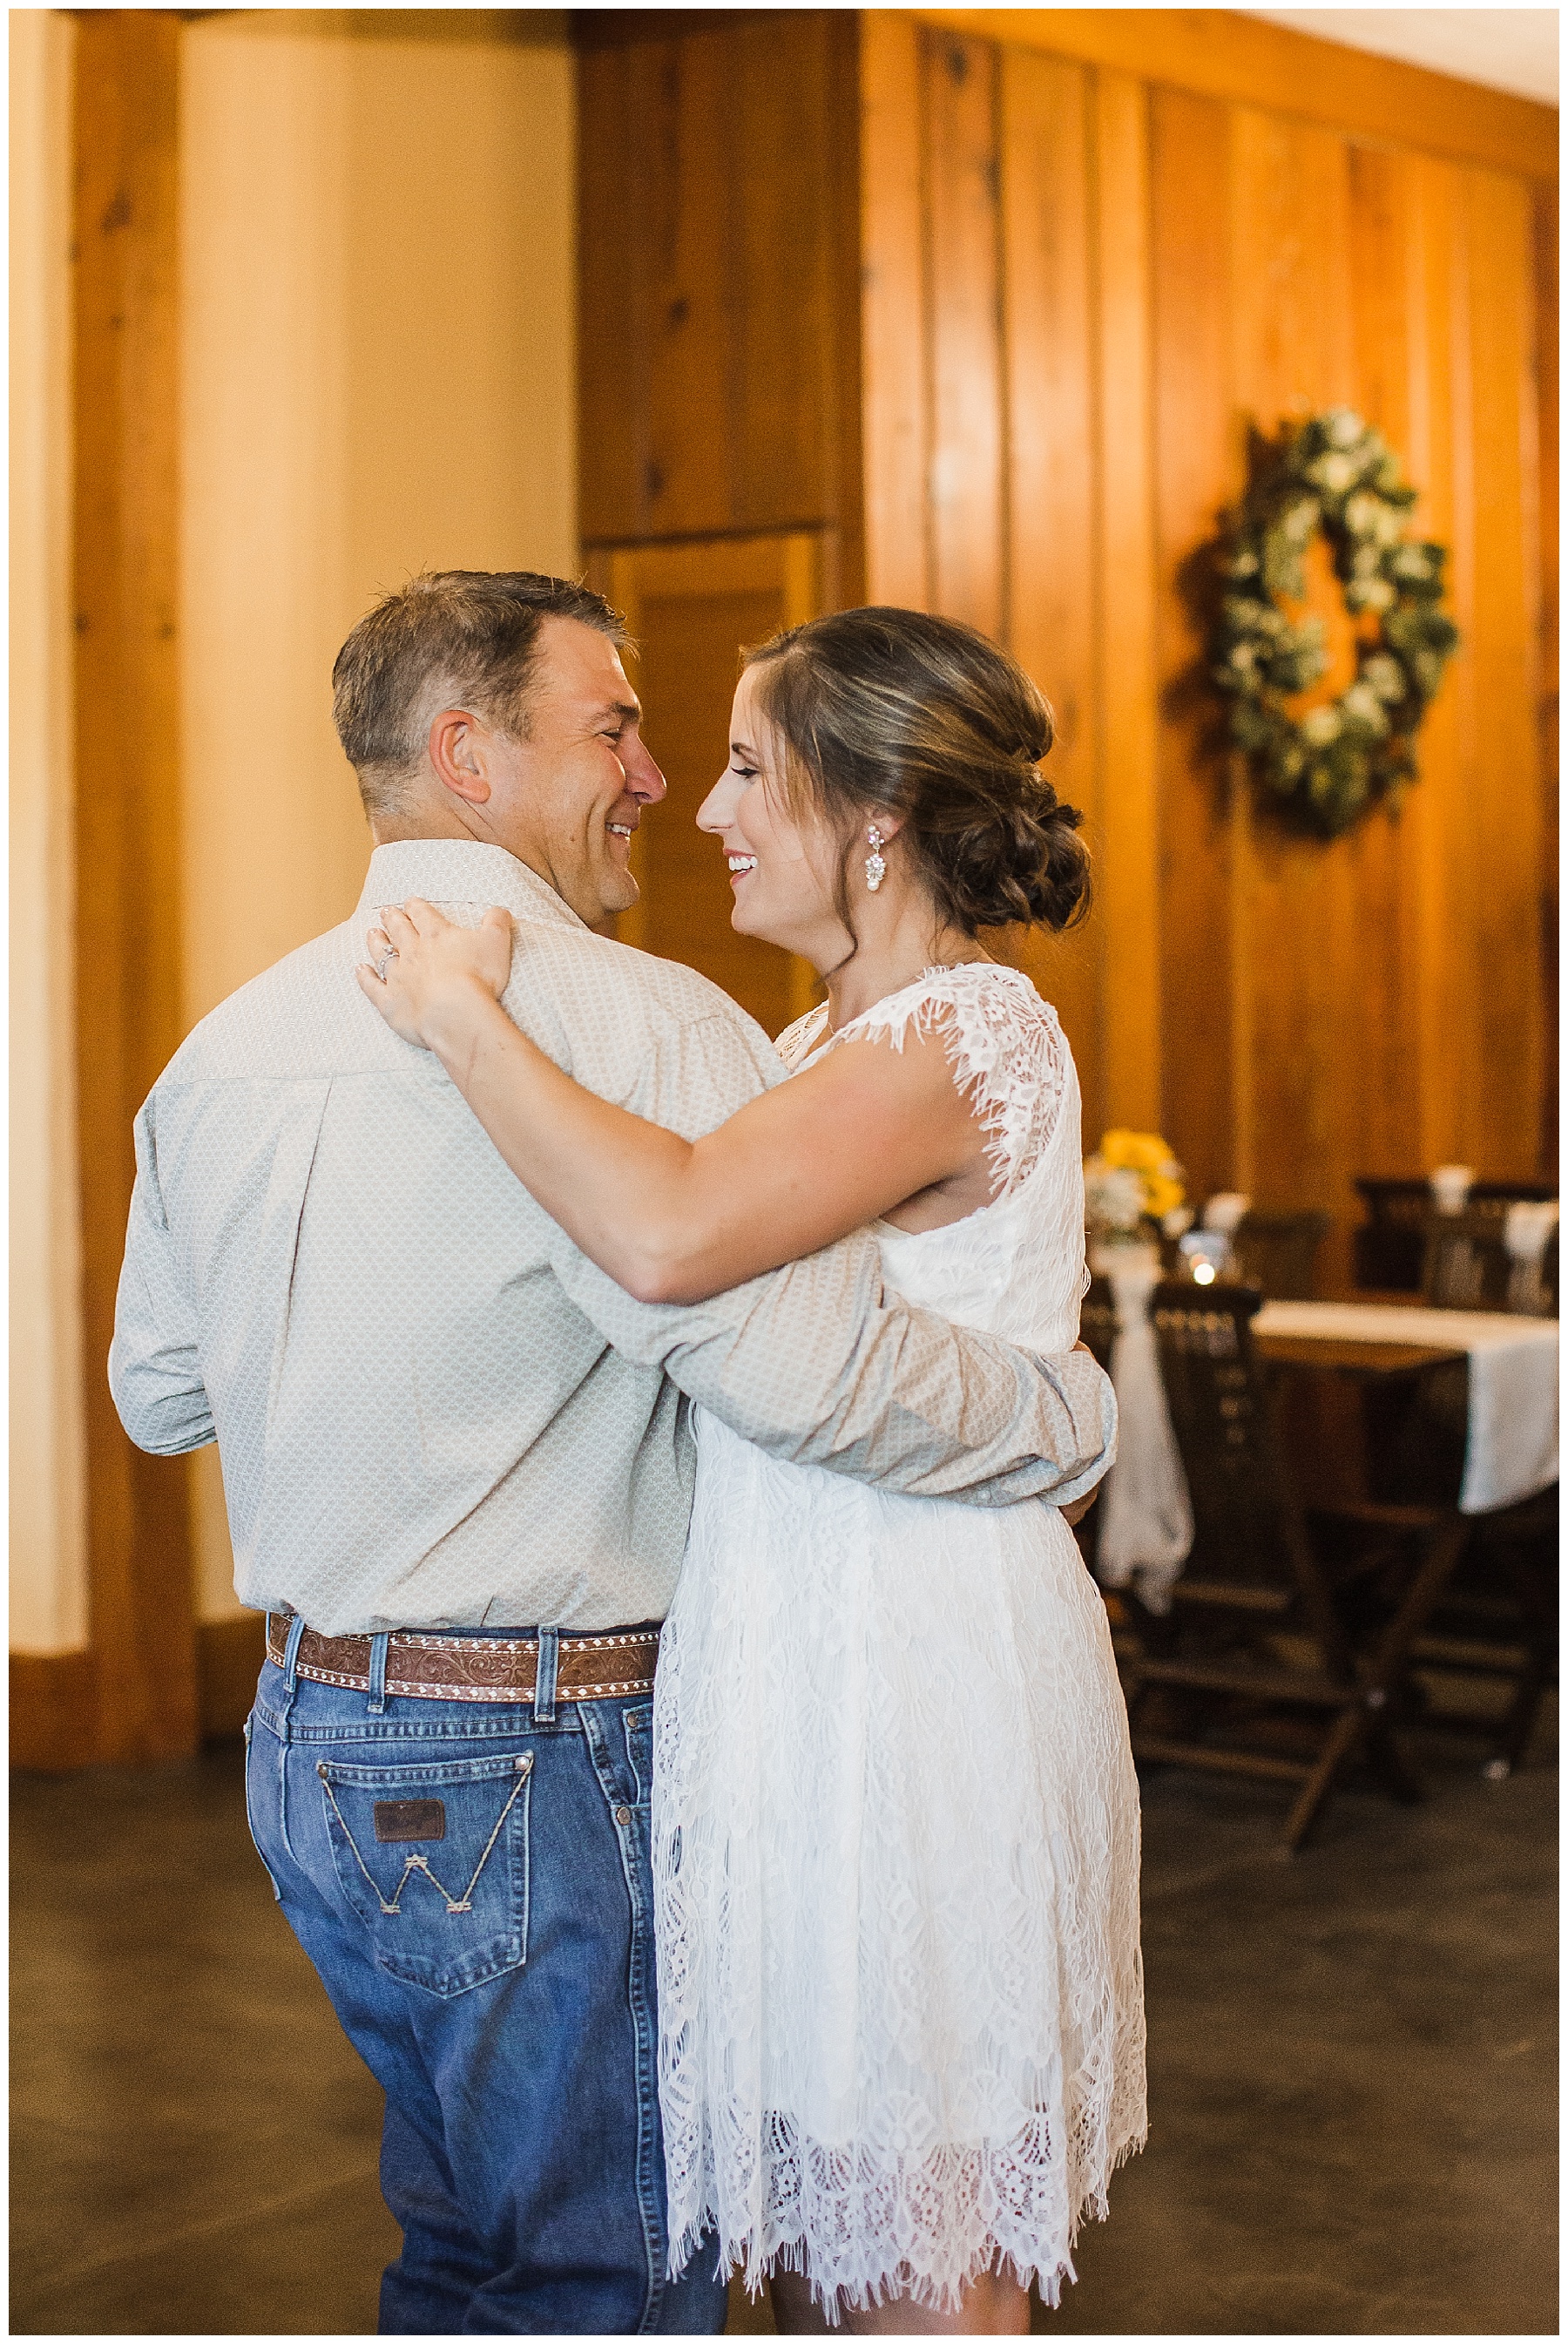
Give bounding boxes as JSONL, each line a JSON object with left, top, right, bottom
{"left": 1254, "top": 1332, "right": 1465, "bottom": 1376}
{"left": 1089, "top": 1284, "right": 1559, "bottom": 1597}
{"left": 1252, "top": 1300, "right": 1558, "bottom": 1514}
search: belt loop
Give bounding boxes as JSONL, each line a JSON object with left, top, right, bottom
{"left": 534, "top": 1627, "right": 559, "bottom": 1724}
{"left": 278, "top": 1613, "right": 308, "bottom": 1724}
{"left": 367, "top": 1632, "right": 391, "bottom": 1716}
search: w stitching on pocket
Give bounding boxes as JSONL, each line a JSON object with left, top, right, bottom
{"left": 318, "top": 1753, "right": 531, "bottom": 1916}
{"left": 316, "top": 1746, "right": 534, "bottom": 1995}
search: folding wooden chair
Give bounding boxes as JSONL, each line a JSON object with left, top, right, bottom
{"left": 1386, "top": 1217, "right": 1559, "bottom": 1767}
{"left": 1230, "top": 1209, "right": 1330, "bottom": 1301}
{"left": 1072, "top": 1277, "right": 1119, "bottom": 1582}
{"left": 1354, "top": 1175, "right": 1557, "bottom": 1292}
{"left": 1118, "top": 1284, "right": 1469, "bottom": 1850}
{"left": 1406, "top": 1492, "right": 1558, "bottom": 1778}
{"left": 1421, "top": 1202, "right": 1558, "bottom": 1318}
{"left": 1353, "top": 1176, "right": 1434, "bottom": 1290}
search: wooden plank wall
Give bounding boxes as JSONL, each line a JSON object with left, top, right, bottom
{"left": 69, "top": 9, "right": 199, "bottom": 1763}
{"left": 577, "top": 10, "right": 863, "bottom": 585}
{"left": 576, "top": 12, "right": 862, "bottom": 1030}
{"left": 861, "top": 15, "right": 1556, "bottom": 1284}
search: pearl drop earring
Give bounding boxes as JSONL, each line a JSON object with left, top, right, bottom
{"left": 865, "top": 824, "right": 887, "bottom": 893}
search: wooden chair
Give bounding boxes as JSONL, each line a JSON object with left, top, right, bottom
{"left": 1406, "top": 1491, "right": 1558, "bottom": 1778}
{"left": 1337, "top": 1257, "right": 1559, "bottom": 1777}
{"left": 1072, "top": 1277, "right": 1120, "bottom": 1582}
{"left": 1228, "top": 1209, "right": 1330, "bottom": 1300}
{"left": 1078, "top": 1276, "right": 1118, "bottom": 1373}
{"left": 1354, "top": 1175, "right": 1556, "bottom": 1292}
{"left": 1401, "top": 1221, "right": 1558, "bottom": 1765}
{"left": 1117, "top": 1284, "right": 1468, "bottom": 1850}
{"left": 1421, "top": 1202, "right": 1558, "bottom": 1317}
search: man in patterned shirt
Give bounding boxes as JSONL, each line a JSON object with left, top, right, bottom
{"left": 112, "top": 572, "right": 1114, "bottom": 2335}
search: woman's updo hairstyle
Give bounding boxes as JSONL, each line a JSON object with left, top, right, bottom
{"left": 743, "top": 606, "right": 1089, "bottom": 936}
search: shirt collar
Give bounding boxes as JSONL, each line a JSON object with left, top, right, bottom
{"left": 356, "top": 840, "right": 587, "bottom": 932}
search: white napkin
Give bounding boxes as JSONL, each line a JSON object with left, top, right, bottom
{"left": 1503, "top": 1202, "right": 1558, "bottom": 1317}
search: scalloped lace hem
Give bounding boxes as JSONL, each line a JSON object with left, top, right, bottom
{"left": 670, "top": 2117, "right": 1148, "bottom": 2324}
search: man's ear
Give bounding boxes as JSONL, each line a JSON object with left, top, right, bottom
{"left": 428, "top": 708, "right": 491, "bottom": 806}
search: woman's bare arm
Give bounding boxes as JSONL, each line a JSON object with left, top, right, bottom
{"left": 358, "top": 899, "right": 984, "bottom": 1305}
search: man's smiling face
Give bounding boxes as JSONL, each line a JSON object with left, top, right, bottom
{"left": 481, "top": 617, "right": 666, "bottom": 927}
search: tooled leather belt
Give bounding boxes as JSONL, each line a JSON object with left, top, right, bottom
{"left": 265, "top": 1615, "right": 659, "bottom": 1704}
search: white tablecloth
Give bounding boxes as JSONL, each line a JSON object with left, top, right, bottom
{"left": 1092, "top": 1251, "right": 1194, "bottom": 1613}
{"left": 1252, "top": 1301, "right": 1560, "bottom": 1514}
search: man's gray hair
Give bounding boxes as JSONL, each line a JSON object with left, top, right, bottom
{"left": 332, "top": 570, "right": 628, "bottom": 817}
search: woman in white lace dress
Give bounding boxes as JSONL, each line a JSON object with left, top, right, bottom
{"left": 361, "top": 609, "right": 1146, "bottom": 2334}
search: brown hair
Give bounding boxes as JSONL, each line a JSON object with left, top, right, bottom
{"left": 743, "top": 606, "right": 1089, "bottom": 938}
{"left": 332, "top": 570, "right": 627, "bottom": 816}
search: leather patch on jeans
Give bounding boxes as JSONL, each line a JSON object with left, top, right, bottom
{"left": 373, "top": 1798, "right": 447, "bottom": 1843}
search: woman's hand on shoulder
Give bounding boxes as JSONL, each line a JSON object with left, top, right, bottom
{"left": 358, "top": 899, "right": 514, "bottom": 1056}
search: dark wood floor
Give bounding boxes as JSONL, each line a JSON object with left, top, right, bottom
{"left": 11, "top": 1708, "right": 1556, "bottom": 2335}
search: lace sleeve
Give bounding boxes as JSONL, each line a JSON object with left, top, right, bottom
{"left": 832, "top": 963, "right": 1069, "bottom": 1198}
{"left": 774, "top": 1001, "right": 830, "bottom": 1071}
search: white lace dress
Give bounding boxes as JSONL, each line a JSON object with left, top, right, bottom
{"left": 652, "top": 963, "right": 1146, "bottom": 2317}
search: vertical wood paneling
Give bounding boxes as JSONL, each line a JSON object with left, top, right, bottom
{"left": 1402, "top": 156, "right": 1466, "bottom": 1171}
{"left": 1533, "top": 186, "right": 1558, "bottom": 1175}
{"left": 1438, "top": 160, "right": 1484, "bottom": 1165}
{"left": 581, "top": 13, "right": 1555, "bottom": 1276}
{"left": 859, "top": 10, "right": 929, "bottom": 605}
{"left": 1459, "top": 167, "right": 1543, "bottom": 1171}
{"left": 643, "top": 30, "right": 735, "bottom": 532}
{"left": 1092, "top": 70, "right": 1162, "bottom": 1133}
{"left": 922, "top": 28, "right": 1004, "bottom": 634}
{"left": 72, "top": 11, "right": 198, "bottom": 1761}
{"left": 998, "top": 49, "right": 1101, "bottom": 1139}
{"left": 576, "top": 15, "right": 856, "bottom": 545}
{"left": 576, "top": 38, "right": 643, "bottom": 539}
{"left": 1228, "top": 107, "right": 1362, "bottom": 1264}
{"left": 605, "top": 534, "right": 823, "bottom": 1037}
{"left": 1346, "top": 144, "right": 1424, "bottom": 1190}
{"left": 1149, "top": 85, "right": 1238, "bottom": 1199}
{"left": 728, "top": 17, "right": 845, "bottom": 533}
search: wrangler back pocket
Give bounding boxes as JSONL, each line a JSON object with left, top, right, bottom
{"left": 317, "top": 1749, "right": 532, "bottom": 1996}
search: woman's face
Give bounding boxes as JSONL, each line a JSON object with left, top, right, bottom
{"left": 696, "top": 668, "right": 851, "bottom": 969}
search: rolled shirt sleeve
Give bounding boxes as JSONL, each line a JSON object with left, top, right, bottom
{"left": 547, "top": 1232, "right": 1117, "bottom": 1507}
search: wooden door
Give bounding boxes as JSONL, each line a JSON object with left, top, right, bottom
{"left": 597, "top": 532, "right": 823, "bottom": 1038}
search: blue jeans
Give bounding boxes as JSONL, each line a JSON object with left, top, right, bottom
{"left": 245, "top": 1626, "right": 728, "bottom": 2335}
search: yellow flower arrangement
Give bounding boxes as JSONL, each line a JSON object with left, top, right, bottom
{"left": 1085, "top": 1130, "right": 1188, "bottom": 1238}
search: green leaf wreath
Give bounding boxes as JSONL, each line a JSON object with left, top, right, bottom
{"left": 1212, "top": 409, "right": 1460, "bottom": 837}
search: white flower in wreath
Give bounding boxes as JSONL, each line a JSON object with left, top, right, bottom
{"left": 1326, "top": 409, "right": 1365, "bottom": 449}
{"left": 1308, "top": 451, "right": 1358, "bottom": 495}
{"left": 1282, "top": 496, "right": 1321, "bottom": 540}
{"left": 1341, "top": 681, "right": 1390, "bottom": 735}
{"left": 1301, "top": 705, "right": 1343, "bottom": 746}
{"left": 1391, "top": 544, "right": 1432, "bottom": 581}
{"left": 1348, "top": 576, "right": 1396, "bottom": 613}
{"left": 1362, "top": 654, "right": 1405, "bottom": 702}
